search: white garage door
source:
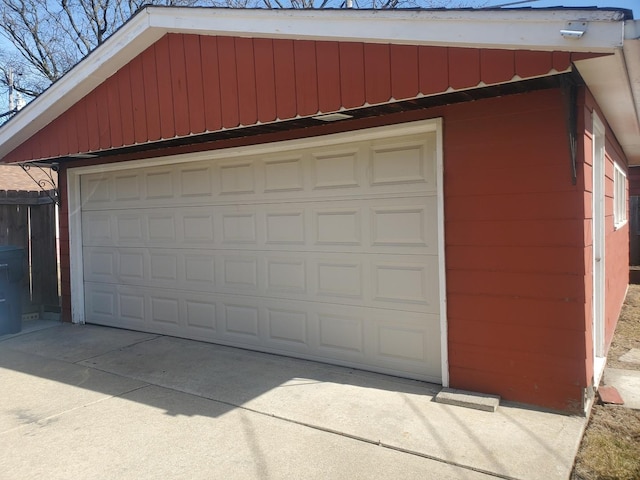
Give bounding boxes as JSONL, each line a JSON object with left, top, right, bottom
{"left": 76, "top": 123, "right": 444, "bottom": 382}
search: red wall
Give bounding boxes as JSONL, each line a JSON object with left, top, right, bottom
{"left": 443, "top": 88, "right": 589, "bottom": 412}
{"left": 581, "top": 90, "right": 629, "bottom": 376}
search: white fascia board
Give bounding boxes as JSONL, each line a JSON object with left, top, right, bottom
{"left": 575, "top": 44, "right": 640, "bottom": 165}
{"left": 148, "top": 7, "right": 625, "bottom": 53}
{"left": 0, "top": 7, "right": 629, "bottom": 161}
{"left": 622, "top": 37, "right": 640, "bottom": 165}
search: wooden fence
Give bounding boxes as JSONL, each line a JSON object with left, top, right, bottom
{"left": 0, "top": 190, "right": 59, "bottom": 316}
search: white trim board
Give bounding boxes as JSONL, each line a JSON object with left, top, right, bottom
{"left": 148, "top": 7, "right": 627, "bottom": 52}
{"left": 592, "top": 111, "right": 606, "bottom": 385}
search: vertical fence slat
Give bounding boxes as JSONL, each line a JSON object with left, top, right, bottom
{"left": 5, "top": 192, "right": 30, "bottom": 311}
{"left": 30, "top": 192, "right": 59, "bottom": 308}
{"left": 0, "top": 189, "right": 59, "bottom": 316}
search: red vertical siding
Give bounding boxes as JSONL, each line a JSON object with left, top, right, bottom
{"left": 444, "top": 88, "right": 588, "bottom": 412}
{"left": 116, "top": 64, "right": 135, "bottom": 147}
{"left": 97, "top": 82, "right": 113, "bottom": 147}
{"left": 106, "top": 77, "right": 123, "bottom": 148}
{"left": 43, "top": 117, "right": 60, "bottom": 161}
{"left": 70, "top": 100, "right": 86, "bottom": 153}
{"left": 316, "top": 41, "right": 342, "bottom": 113}
{"left": 419, "top": 46, "right": 449, "bottom": 95}
{"left": 183, "top": 35, "right": 206, "bottom": 134}
{"left": 200, "top": 36, "right": 222, "bottom": 132}
{"left": 2, "top": 32, "right": 596, "bottom": 164}
{"left": 168, "top": 34, "right": 191, "bottom": 137}
{"left": 253, "top": 38, "right": 277, "bottom": 123}
{"left": 64, "top": 104, "right": 78, "bottom": 154}
{"left": 129, "top": 54, "right": 148, "bottom": 144}
{"left": 51, "top": 117, "right": 69, "bottom": 158}
{"left": 235, "top": 37, "right": 259, "bottom": 126}
{"left": 273, "top": 39, "right": 297, "bottom": 120}
{"left": 293, "top": 40, "right": 319, "bottom": 117}
{"left": 480, "top": 50, "right": 514, "bottom": 85}
{"left": 155, "top": 35, "right": 176, "bottom": 139}
{"left": 85, "top": 92, "right": 101, "bottom": 152}
{"left": 142, "top": 44, "right": 162, "bottom": 142}
{"left": 515, "top": 51, "right": 553, "bottom": 79}
{"left": 390, "top": 45, "right": 419, "bottom": 100}
{"left": 553, "top": 52, "right": 571, "bottom": 72}
{"left": 339, "top": 42, "right": 366, "bottom": 109}
{"left": 364, "top": 44, "right": 391, "bottom": 105}
{"left": 217, "top": 36, "right": 240, "bottom": 129}
{"left": 448, "top": 48, "right": 481, "bottom": 90}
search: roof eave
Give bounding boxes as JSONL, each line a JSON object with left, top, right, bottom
{"left": 574, "top": 20, "right": 640, "bottom": 166}
{"left": 149, "top": 7, "right": 626, "bottom": 52}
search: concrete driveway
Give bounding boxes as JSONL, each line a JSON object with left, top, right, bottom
{"left": 0, "top": 321, "right": 586, "bottom": 480}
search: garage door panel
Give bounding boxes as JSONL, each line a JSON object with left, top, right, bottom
{"left": 263, "top": 156, "right": 305, "bottom": 193}
{"left": 311, "top": 147, "right": 361, "bottom": 190}
{"left": 82, "top": 213, "right": 115, "bottom": 245}
{"left": 179, "top": 165, "right": 213, "bottom": 197}
{"left": 184, "top": 296, "right": 217, "bottom": 333}
{"left": 146, "top": 169, "right": 175, "bottom": 199}
{"left": 83, "top": 197, "right": 437, "bottom": 255}
{"left": 80, "top": 132, "right": 437, "bottom": 211}
{"left": 84, "top": 281, "right": 441, "bottom": 381}
{"left": 264, "top": 210, "right": 306, "bottom": 245}
{"left": 84, "top": 247, "right": 437, "bottom": 313}
{"left": 220, "top": 255, "right": 259, "bottom": 291}
{"left": 80, "top": 130, "right": 442, "bottom": 383}
{"left": 370, "top": 140, "right": 432, "bottom": 187}
{"left": 221, "top": 212, "right": 259, "bottom": 244}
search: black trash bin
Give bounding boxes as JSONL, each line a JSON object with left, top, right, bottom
{"left": 0, "top": 245, "right": 25, "bottom": 335}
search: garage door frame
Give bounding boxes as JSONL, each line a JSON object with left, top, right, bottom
{"left": 67, "top": 118, "right": 449, "bottom": 386}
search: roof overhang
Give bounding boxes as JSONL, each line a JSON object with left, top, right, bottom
{"left": 574, "top": 20, "right": 640, "bottom": 164}
{"left": 1, "top": 7, "right": 639, "bottom": 163}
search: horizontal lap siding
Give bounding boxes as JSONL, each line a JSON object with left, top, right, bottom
{"left": 3, "top": 34, "right": 587, "bottom": 164}
{"left": 444, "top": 88, "right": 588, "bottom": 412}
{"left": 582, "top": 90, "right": 629, "bottom": 357}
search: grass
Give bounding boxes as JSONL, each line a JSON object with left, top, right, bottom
{"left": 606, "top": 285, "right": 640, "bottom": 372}
{"left": 572, "top": 284, "right": 640, "bottom": 480}
{"left": 573, "top": 406, "right": 640, "bottom": 480}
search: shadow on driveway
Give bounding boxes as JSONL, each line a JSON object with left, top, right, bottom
{"left": 0, "top": 321, "right": 586, "bottom": 480}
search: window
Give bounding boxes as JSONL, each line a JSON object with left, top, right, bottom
{"left": 614, "top": 162, "right": 627, "bottom": 228}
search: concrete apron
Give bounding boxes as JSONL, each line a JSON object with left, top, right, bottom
{"left": 0, "top": 322, "right": 586, "bottom": 480}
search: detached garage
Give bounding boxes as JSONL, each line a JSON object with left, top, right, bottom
{"left": 1, "top": 6, "right": 639, "bottom": 414}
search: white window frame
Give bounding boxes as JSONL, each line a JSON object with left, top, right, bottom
{"left": 613, "top": 162, "right": 627, "bottom": 229}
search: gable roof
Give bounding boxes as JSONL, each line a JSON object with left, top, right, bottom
{"left": 1, "top": 7, "right": 639, "bottom": 164}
